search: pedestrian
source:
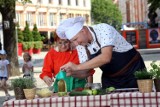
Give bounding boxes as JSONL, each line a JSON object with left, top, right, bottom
{"left": 40, "top": 33, "right": 95, "bottom": 92}
{"left": 0, "top": 50, "right": 11, "bottom": 101}
{"left": 22, "top": 52, "right": 34, "bottom": 79}
{"left": 56, "top": 16, "right": 146, "bottom": 89}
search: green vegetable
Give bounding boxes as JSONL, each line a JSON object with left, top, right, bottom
{"left": 92, "top": 89, "right": 98, "bottom": 95}
{"left": 106, "top": 87, "right": 116, "bottom": 92}
{"left": 69, "top": 91, "right": 90, "bottom": 96}
{"left": 82, "top": 89, "right": 92, "bottom": 95}
{"left": 58, "top": 92, "right": 67, "bottom": 97}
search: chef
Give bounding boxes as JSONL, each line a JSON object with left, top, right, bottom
{"left": 56, "top": 16, "right": 146, "bottom": 89}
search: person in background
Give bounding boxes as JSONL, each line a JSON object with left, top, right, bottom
{"left": 22, "top": 52, "right": 34, "bottom": 78}
{"left": 56, "top": 16, "right": 146, "bottom": 89}
{"left": 39, "top": 33, "right": 95, "bottom": 91}
{"left": 0, "top": 50, "right": 11, "bottom": 101}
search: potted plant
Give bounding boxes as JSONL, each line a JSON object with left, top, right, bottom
{"left": 22, "top": 42, "right": 29, "bottom": 51}
{"left": 17, "top": 24, "right": 24, "bottom": 56}
{"left": 33, "top": 41, "right": 43, "bottom": 54}
{"left": 134, "top": 69, "right": 153, "bottom": 93}
{"left": 23, "top": 78, "right": 36, "bottom": 100}
{"left": 23, "top": 21, "right": 34, "bottom": 54}
{"left": 22, "top": 42, "right": 34, "bottom": 55}
{"left": 149, "top": 61, "right": 160, "bottom": 92}
{"left": 11, "top": 78, "right": 26, "bottom": 100}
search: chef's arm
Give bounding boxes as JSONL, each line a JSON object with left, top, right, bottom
{"left": 77, "top": 46, "right": 113, "bottom": 71}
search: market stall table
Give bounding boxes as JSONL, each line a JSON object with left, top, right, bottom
{"left": 3, "top": 94, "right": 110, "bottom": 107}
{"left": 3, "top": 91, "right": 160, "bottom": 107}
{"left": 110, "top": 92, "right": 160, "bottom": 107}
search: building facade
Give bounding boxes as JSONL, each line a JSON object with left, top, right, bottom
{"left": 16, "top": 0, "right": 91, "bottom": 39}
{"left": 115, "top": 0, "right": 148, "bottom": 28}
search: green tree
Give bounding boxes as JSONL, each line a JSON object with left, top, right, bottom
{"left": 23, "top": 21, "right": 33, "bottom": 41}
{"left": 32, "top": 24, "right": 41, "bottom": 41}
{"left": 0, "top": 0, "right": 31, "bottom": 76}
{"left": 148, "top": 0, "right": 160, "bottom": 12}
{"left": 91, "top": 0, "right": 122, "bottom": 30}
{"left": 17, "top": 24, "right": 24, "bottom": 43}
{"left": 147, "top": 0, "right": 160, "bottom": 28}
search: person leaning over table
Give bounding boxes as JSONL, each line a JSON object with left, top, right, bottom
{"left": 56, "top": 16, "right": 146, "bottom": 89}
{"left": 39, "top": 33, "right": 95, "bottom": 91}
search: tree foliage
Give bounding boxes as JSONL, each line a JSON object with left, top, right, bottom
{"left": 32, "top": 24, "right": 41, "bottom": 41}
{"left": 23, "top": 21, "right": 33, "bottom": 41}
{"left": 91, "top": 0, "right": 122, "bottom": 30}
{"left": 148, "top": 0, "right": 160, "bottom": 12}
{"left": 17, "top": 24, "right": 24, "bottom": 43}
{"left": 147, "top": 0, "right": 160, "bottom": 28}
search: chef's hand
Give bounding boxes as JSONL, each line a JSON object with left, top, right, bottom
{"left": 61, "top": 62, "right": 90, "bottom": 78}
{"left": 61, "top": 62, "right": 78, "bottom": 76}
{"left": 43, "top": 76, "right": 54, "bottom": 86}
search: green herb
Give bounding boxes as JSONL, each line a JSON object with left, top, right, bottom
{"left": 150, "top": 61, "right": 160, "bottom": 79}
{"left": 134, "top": 69, "right": 153, "bottom": 79}
{"left": 11, "top": 78, "right": 26, "bottom": 89}
{"left": 23, "top": 78, "right": 35, "bottom": 89}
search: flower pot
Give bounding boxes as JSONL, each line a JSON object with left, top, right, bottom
{"left": 154, "top": 79, "right": 160, "bottom": 92}
{"left": 33, "top": 48, "right": 41, "bottom": 54}
{"left": 18, "top": 43, "right": 23, "bottom": 56}
{"left": 23, "top": 88, "right": 36, "bottom": 100}
{"left": 137, "top": 79, "right": 153, "bottom": 93}
{"left": 14, "top": 87, "right": 25, "bottom": 100}
{"left": 23, "top": 48, "right": 33, "bottom": 55}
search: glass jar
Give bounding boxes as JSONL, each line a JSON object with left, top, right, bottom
{"left": 91, "top": 83, "right": 102, "bottom": 90}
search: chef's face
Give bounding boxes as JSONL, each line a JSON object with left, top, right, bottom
{"left": 58, "top": 39, "right": 70, "bottom": 52}
{"left": 70, "top": 27, "right": 89, "bottom": 47}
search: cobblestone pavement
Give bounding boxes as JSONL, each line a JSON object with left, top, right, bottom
{"left": 0, "top": 49, "right": 160, "bottom": 107}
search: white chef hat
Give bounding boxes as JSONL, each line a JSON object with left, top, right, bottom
{"left": 56, "top": 16, "right": 85, "bottom": 40}
{"left": 0, "top": 50, "right": 6, "bottom": 55}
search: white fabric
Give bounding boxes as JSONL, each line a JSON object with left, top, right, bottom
{"left": 56, "top": 16, "right": 85, "bottom": 40}
{"left": 76, "top": 45, "right": 89, "bottom": 63}
{"left": 90, "top": 23, "right": 133, "bottom": 53}
{"left": 76, "top": 23, "right": 133, "bottom": 62}
{"left": 0, "top": 59, "right": 9, "bottom": 77}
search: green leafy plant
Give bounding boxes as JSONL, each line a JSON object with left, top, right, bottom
{"left": 134, "top": 69, "right": 153, "bottom": 79}
{"left": 34, "top": 41, "right": 43, "bottom": 49}
{"left": 28, "top": 42, "right": 34, "bottom": 49}
{"left": 17, "top": 24, "right": 24, "bottom": 43}
{"left": 11, "top": 78, "right": 26, "bottom": 89}
{"left": 23, "top": 21, "right": 33, "bottom": 42}
{"left": 22, "top": 42, "right": 28, "bottom": 50}
{"left": 32, "top": 24, "right": 42, "bottom": 41}
{"left": 22, "top": 42, "right": 34, "bottom": 50}
{"left": 23, "top": 78, "right": 35, "bottom": 89}
{"left": 149, "top": 61, "right": 160, "bottom": 79}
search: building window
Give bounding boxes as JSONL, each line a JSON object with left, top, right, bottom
{"left": 58, "top": 0, "right": 62, "bottom": 5}
{"left": 59, "top": 13, "right": 65, "bottom": 22}
{"left": 38, "top": 12, "right": 46, "bottom": 26}
{"left": 49, "top": 13, "right": 55, "bottom": 26}
{"left": 85, "top": 14, "right": 89, "bottom": 24}
{"left": 75, "top": 14, "right": 81, "bottom": 17}
{"left": 75, "top": 0, "right": 78, "bottom": 6}
{"left": 16, "top": 11, "right": 22, "bottom": 26}
{"left": 26, "top": 12, "right": 34, "bottom": 26}
{"left": 49, "top": 0, "right": 52, "bottom": 4}
{"left": 37, "top": 0, "right": 42, "bottom": 3}
{"left": 68, "top": 0, "right": 71, "bottom": 5}
{"left": 68, "top": 13, "right": 74, "bottom": 18}
{"left": 83, "top": 0, "right": 86, "bottom": 7}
